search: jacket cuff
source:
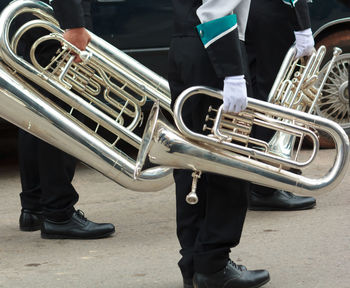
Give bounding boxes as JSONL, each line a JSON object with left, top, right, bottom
{"left": 51, "top": 0, "right": 85, "bottom": 29}
{"left": 290, "top": 0, "right": 311, "bottom": 31}
{"left": 196, "top": 14, "right": 244, "bottom": 78}
{"left": 282, "top": 0, "right": 299, "bottom": 7}
{"left": 282, "top": 0, "right": 311, "bottom": 30}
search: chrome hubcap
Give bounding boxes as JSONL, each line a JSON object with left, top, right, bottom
{"left": 316, "top": 54, "right": 350, "bottom": 130}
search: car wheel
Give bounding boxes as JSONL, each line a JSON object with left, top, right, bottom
{"left": 314, "top": 30, "right": 350, "bottom": 148}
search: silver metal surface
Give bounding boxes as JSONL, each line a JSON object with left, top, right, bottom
{"left": 0, "top": 0, "right": 348, "bottom": 199}
{"left": 0, "top": 0, "right": 173, "bottom": 191}
{"left": 316, "top": 53, "right": 350, "bottom": 130}
{"left": 136, "top": 87, "right": 349, "bottom": 198}
{"left": 267, "top": 45, "right": 342, "bottom": 158}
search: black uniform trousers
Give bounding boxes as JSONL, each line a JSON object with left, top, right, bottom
{"left": 168, "top": 36, "right": 250, "bottom": 279}
{"left": 245, "top": 0, "right": 296, "bottom": 195}
{"left": 16, "top": 0, "right": 93, "bottom": 221}
{"left": 18, "top": 131, "right": 78, "bottom": 221}
{"left": 15, "top": 23, "right": 79, "bottom": 222}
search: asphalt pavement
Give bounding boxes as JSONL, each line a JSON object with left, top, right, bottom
{"left": 0, "top": 148, "right": 349, "bottom": 288}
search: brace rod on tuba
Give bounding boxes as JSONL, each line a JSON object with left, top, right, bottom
{"left": 135, "top": 86, "right": 349, "bottom": 204}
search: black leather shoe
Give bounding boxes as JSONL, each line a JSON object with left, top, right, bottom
{"left": 193, "top": 260, "right": 270, "bottom": 288}
{"left": 249, "top": 190, "right": 316, "bottom": 211}
{"left": 184, "top": 264, "right": 247, "bottom": 288}
{"left": 19, "top": 209, "right": 43, "bottom": 231}
{"left": 41, "top": 210, "right": 115, "bottom": 239}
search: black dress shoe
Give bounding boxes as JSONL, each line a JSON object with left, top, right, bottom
{"left": 249, "top": 190, "right": 316, "bottom": 211}
{"left": 41, "top": 210, "right": 115, "bottom": 239}
{"left": 19, "top": 209, "right": 43, "bottom": 232}
{"left": 185, "top": 264, "right": 248, "bottom": 288}
{"left": 193, "top": 260, "right": 270, "bottom": 288}
{"left": 184, "top": 264, "right": 247, "bottom": 288}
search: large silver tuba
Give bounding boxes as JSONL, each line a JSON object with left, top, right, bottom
{"left": 135, "top": 86, "right": 349, "bottom": 203}
{"left": 0, "top": 0, "right": 174, "bottom": 191}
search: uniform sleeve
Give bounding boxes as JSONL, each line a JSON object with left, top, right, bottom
{"left": 51, "top": 0, "right": 85, "bottom": 29}
{"left": 282, "top": 0, "right": 311, "bottom": 31}
{"left": 195, "top": 0, "right": 249, "bottom": 78}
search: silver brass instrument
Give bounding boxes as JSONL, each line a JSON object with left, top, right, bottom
{"left": 136, "top": 86, "right": 349, "bottom": 204}
{"left": 0, "top": 0, "right": 173, "bottom": 191}
{"left": 0, "top": 0, "right": 348, "bottom": 202}
{"left": 268, "top": 45, "right": 342, "bottom": 158}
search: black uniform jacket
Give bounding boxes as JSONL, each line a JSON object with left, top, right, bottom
{"left": 51, "top": 0, "right": 86, "bottom": 29}
{"left": 288, "top": 0, "right": 311, "bottom": 31}
{"left": 51, "top": 0, "right": 311, "bottom": 79}
{"left": 172, "top": 0, "right": 311, "bottom": 79}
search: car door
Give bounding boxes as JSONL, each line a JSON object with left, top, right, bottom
{"left": 91, "top": 0, "right": 173, "bottom": 77}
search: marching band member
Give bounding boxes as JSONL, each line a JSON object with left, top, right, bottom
{"left": 245, "top": 0, "right": 317, "bottom": 211}
{"left": 18, "top": 0, "right": 115, "bottom": 239}
{"left": 168, "top": 1, "right": 270, "bottom": 288}
{"left": 52, "top": 2, "right": 268, "bottom": 287}
{"left": 50, "top": 0, "right": 314, "bottom": 287}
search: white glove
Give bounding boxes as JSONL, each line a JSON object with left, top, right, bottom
{"left": 223, "top": 75, "right": 248, "bottom": 113}
{"left": 294, "top": 28, "right": 315, "bottom": 59}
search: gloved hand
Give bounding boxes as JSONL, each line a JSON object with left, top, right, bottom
{"left": 223, "top": 75, "right": 248, "bottom": 113}
{"left": 294, "top": 28, "right": 315, "bottom": 59}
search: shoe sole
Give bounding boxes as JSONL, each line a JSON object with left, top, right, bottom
{"left": 249, "top": 203, "right": 316, "bottom": 211}
{"left": 20, "top": 225, "right": 41, "bottom": 232}
{"left": 253, "top": 276, "right": 270, "bottom": 288}
{"left": 193, "top": 275, "right": 270, "bottom": 288}
{"left": 41, "top": 230, "right": 115, "bottom": 239}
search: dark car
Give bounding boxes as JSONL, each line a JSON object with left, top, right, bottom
{"left": 90, "top": 0, "right": 172, "bottom": 78}
{"left": 310, "top": 0, "right": 350, "bottom": 136}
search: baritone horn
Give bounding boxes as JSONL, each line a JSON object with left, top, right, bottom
{"left": 268, "top": 45, "right": 342, "bottom": 158}
{"left": 135, "top": 86, "right": 349, "bottom": 204}
{"left": 0, "top": 0, "right": 174, "bottom": 191}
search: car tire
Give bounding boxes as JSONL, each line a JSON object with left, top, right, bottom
{"left": 314, "top": 29, "right": 350, "bottom": 148}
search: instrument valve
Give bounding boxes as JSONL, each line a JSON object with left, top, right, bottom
{"left": 202, "top": 124, "right": 212, "bottom": 132}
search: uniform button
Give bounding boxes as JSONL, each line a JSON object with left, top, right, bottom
{"left": 199, "top": 30, "right": 204, "bottom": 37}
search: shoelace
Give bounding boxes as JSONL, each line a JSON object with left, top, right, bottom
{"left": 75, "top": 209, "right": 88, "bottom": 221}
{"left": 227, "top": 259, "right": 246, "bottom": 272}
